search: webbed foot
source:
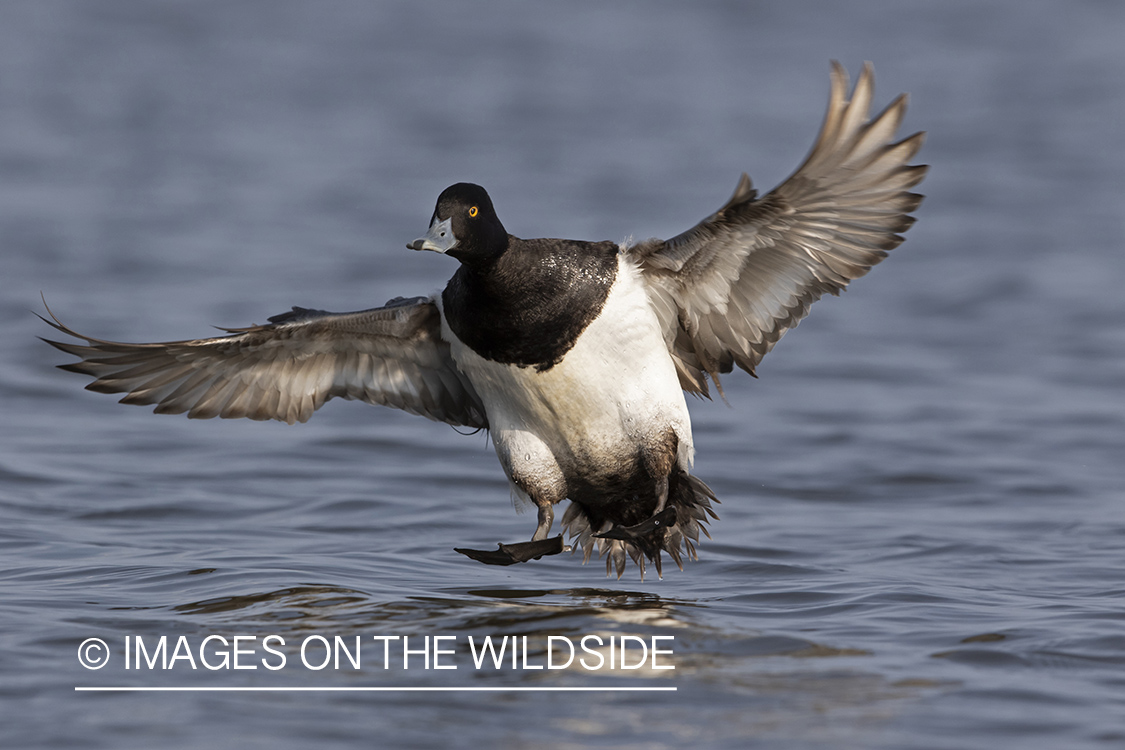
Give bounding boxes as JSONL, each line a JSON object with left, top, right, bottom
{"left": 455, "top": 535, "right": 567, "bottom": 566}
{"left": 595, "top": 506, "right": 678, "bottom": 541}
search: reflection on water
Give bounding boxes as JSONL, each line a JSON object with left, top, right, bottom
{"left": 154, "top": 580, "right": 907, "bottom": 704}
{"left": 171, "top": 583, "right": 694, "bottom": 639}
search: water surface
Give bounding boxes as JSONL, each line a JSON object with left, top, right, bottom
{"left": 2, "top": 1, "right": 1124, "bottom": 748}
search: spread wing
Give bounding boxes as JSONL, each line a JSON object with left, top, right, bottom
{"left": 629, "top": 61, "right": 927, "bottom": 396}
{"left": 40, "top": 296, "right": 488, "bottom": 428}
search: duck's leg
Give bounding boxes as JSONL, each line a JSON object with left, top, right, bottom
{"left": 532, "top": 501, "right": 554, "bottom": 541}
{"left": 653, "top": 475, "right": 669, "bottom": 514}
{"left": 455, "top": 495, "right": 567, "bottom": 566}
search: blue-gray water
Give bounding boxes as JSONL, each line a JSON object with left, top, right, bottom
{"left": 3, "top": 1, "right": 1124, "bottom": 748}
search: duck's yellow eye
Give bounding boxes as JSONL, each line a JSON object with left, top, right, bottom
{"left": 468, "top": 206, "right": 478, "bottom": 218}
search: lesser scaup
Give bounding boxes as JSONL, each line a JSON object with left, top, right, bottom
{"left": 42, "top": 62, "right": 926, "bottom": 578}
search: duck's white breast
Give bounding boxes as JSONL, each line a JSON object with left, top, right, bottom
{"left": 436, "top": 254, "right": 693, "bottom": 493}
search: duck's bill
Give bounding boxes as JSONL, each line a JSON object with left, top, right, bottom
{"left": 409, "top": 217, "right": 457, "bottom": 253}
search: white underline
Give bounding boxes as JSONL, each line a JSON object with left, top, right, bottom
{"left": 76, "top": 686, "right": 676, "bottom": 692}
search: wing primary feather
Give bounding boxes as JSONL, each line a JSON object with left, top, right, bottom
{"left": 41, "top": 299, "right": 488, "bottom": 429}
{"left": 629, "top": 62, "right": 926, "bottom": 385}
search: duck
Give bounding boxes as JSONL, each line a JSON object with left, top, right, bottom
{"left": 41, "top": 62, "right": 926, "bottom": 578}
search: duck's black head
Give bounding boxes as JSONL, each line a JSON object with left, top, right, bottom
{"left": 409, "top": 183, "right": 508, "bottom": 264}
